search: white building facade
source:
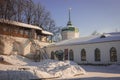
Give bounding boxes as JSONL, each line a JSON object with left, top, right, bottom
{"left": 46, "top": 32, "right": 120, "bottom": 65}
{"left": 46, "top": 9, "right": 120, "bottom": 65}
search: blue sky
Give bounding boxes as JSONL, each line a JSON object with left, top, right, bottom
{"left": 34, "top": 0, "right": 120, "bottom": 36}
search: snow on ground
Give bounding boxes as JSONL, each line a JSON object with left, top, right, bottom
{"left": 0, "top": 54, "right": 120, "bottom": 80}
{"left": 64, "top": 65, "right": 120, "bottom": 80}
{"left": 1, "top": 55, "right": 32, "bottom": 65}
{"left": 0, "top": 55, "right": 86, "bottom": 80}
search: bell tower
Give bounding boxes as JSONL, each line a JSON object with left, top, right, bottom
{"left": 61, "top": 8, "right": 79, "bottom": 40}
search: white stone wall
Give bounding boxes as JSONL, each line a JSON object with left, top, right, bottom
{"left": 61, "top": 31, "right": 79, "bottom": 40}
{"left": 75, "top": 32, "right": 79, "bottom": 38}
{"left": 0, "top": 35, "right": 14, "bottom": 55}
{"left": 46, "top": 41, "right": 120, "bottom": 64}
{"left": 0, "top": 35, "right": 50, "bottom": 57}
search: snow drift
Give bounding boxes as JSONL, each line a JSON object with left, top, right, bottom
{"left": 0, "top": 55, "right": 86, "bottom": 79}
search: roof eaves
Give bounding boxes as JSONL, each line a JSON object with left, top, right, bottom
{"left": 42, "top": 30, "right": 53, "bottom": 36}
{"left": 0, "top": 19, "right": 42, "bottom": 30}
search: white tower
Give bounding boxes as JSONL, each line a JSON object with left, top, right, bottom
{"left": 61, "top": 8, "right": 79, "bottom": 40}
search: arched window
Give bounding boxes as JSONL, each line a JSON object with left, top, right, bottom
{"left": 55, "top": 50, "right": 64, "bottom": 60}
{"left": 58, "top": 50, "right": 64, "bottom": 60}
{"left": 64, "top": 49, "right": 68, "bottom": 60}
{"left": 55, "top": 50, "right": 59, "bottom": 60}
{"left": 69, "top": 49, "right": 74, "bottom": 61}
{"left": 81, "top": 49, "right": 86, "bottom": 61}
{"left": 95, "top": 48, "right": 101, "bottom": 61}
{"left": 51, "top": 51, "right": 54, "bottom": 59}
{"left": 110, "top": 47, "right": 117, "bottom": 62}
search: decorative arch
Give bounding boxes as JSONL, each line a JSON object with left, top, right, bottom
{"left": 69, "top": 49, "right": 74, "bottom": 61}
{"left": 95, "top": 48, "right": 101, "bottom": 61}
{"left": 81, "top": 49, "right": 86, "bottom": 61}
{"left": 110, "top": 47, "right": 117, "bottom": 62}
{"left": 51, "top": 51, "right": 55, "bottom": 59}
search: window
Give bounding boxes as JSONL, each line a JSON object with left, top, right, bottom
{"left": 58, "top": 50, "right": 64, "bottom": 60}
{"left": 64, "top": 49, "right": 68, "bottom": 60}
{"left": 69, "top": 49, "right": 74, "bottom": 61}
{"left": 51, "top": 51, "right": 54, "bottom": 59}
{"left": 110, "top": 47, "right": 117, "bottom": 62}
{"left": 81, "top": 49, "right": 86, "bottom": 61}
{"left": 95, "top": 48, "right": 101, "bottom": 61}
{"left": 55, "top": 50, "right": 64, "bottom": 60}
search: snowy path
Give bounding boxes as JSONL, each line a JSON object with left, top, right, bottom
{"left": 60, "top": 65, "right": 120, "bottom": 80}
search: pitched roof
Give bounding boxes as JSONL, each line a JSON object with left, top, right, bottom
{"left": 51, "top": 32, "right": 120, "bottom": 47}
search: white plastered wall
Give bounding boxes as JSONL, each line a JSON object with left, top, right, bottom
{"left": 62, "top": 31, "right": 79, "bottom": 40}
{"left": 46, "top": 41, "right": 120, "bottom": 64}
{"left": 0, "top": 35, "right": 50, "bottom": 56}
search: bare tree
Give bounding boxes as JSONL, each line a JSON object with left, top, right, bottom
{"left": 33, "top": 3, "right": 51, "bottom": 29}
{"left": 24, "top": 0, "right": 35, "bottom": 24}
{"left": 0, "top": 0, "right": 16, "bottom": 20}
{"left": 0, "top": 0, "right": 61, "bottom": 41}
{"left": 12, "top": 0, "right": 26, "bottom": 22}
{"left": 91, "top": 30, "right": 100, "bottom": 35}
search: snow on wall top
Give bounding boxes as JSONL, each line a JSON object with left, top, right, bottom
{"left": 42, "top": 30, "right": 53, "bottom": 35}
{"left": 0, "top": 19, "right": 42, "bottom": 30}
{"left": 51, "top": 32, "right": 120, "bottom": 47}
{"left": 0, "top": 19, "right": 53, "bottom": 35}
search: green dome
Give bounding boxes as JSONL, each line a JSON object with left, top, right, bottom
{"left": 62, "top": 8, "right": 79, "bottom": 33}
{"left": 62, "top": 26, "right": 79, "bottom": 32}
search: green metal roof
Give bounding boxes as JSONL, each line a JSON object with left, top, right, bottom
{"left": 62, "top": 26, "right": 79, "bottom": 32}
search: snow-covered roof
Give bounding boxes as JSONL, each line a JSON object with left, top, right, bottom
{"left": 104, "top": 32, "right": 120, "bottom": 36}
{"left": 0, "top": 19, "right": 42, "bottom": 30}
{"left": 0, "top": 19, "right": 53, "bottom": 36}
{"left": 51, "top": 32, "right": 120, "bottom": 47}
{"left": 42, "top": 30, "right": 53, "bottom": 35}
